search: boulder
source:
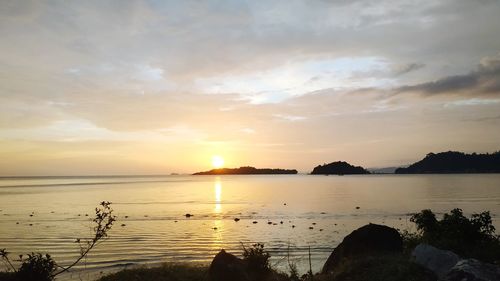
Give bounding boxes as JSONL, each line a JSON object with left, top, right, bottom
{"left": 208, "top": 249, "right": 249, "bottom": 281}
{"left": 442, "top": 259, "right": 500, "bottom": 281}
{"left": 411, "top": 243, "right": 460, "bottom": 279}
{"left": 321, "top": 223, "right": 403, "bottom": 274}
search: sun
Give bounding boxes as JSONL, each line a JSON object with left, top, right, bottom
{"left": 211, "top": 155, "right": 225, "bottom": 168}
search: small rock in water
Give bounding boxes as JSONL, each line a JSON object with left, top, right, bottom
{"left": 29, "top": 214, "right": 33, "bottom": 217}
{"left": 280, "top": 221, "right": 283, "bottom": 224}
{"left": 267, "top": 221, "right": 272, "bottom": 225}
{"left": 320, "top": 229, "right": 324, "bottom": 231}
{"left": 121, "top": 224, "right": 126, "bottom": 227}
{"left": 144, "top": 215, "right": 148, "bottom": 217}
{"left": 309, "top": 226, "right": 314, "bottom": 230}
{"left": 29, "top": 224, "right": 33, "bottom": 226}
{"left": 320, "top": 212, "right": 326, "bottom": 214}
{"left": 253, "top": 221, "right": 258, "bottom": 224}
{"left": 213, "top": 227, "right": 218, "bottom": 230}
{"left": 77, "top": 214, "right": 81, "bottom": 216}
{"left": 283, "top": 203, "right": 287, "bottom": 205}
{"left": 174, "top": 220, "right": 178, "bottom": 223}
{"left": 185, "top": 213, "right": 193, "bottom": 218}
{"left": 234, "top": 218, "right": 240, "bottom": 222}
{"left": 334, "top": 223, "right": 337, "bottom": 226}
{"left": 312, "top": 222, "right": 316, "bottom": 225}
{"left": 85, "top": 214, "right": 88, "bottom": 216}
{"left": 355, "top": 206, "right": 360, "bottom": 209}
{"left": 273, "top": 223, "right": 277, "bottom": 225}
{"left": 16, "top": 222, "right": 19, "bottom": 224}
{"left": 292, "top": 225, "right": 296, "bottom": 228}
{"left": 125, "top": 215, "right": 129, "bottom": 218}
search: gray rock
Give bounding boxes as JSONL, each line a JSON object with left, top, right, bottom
{"left": 208, "top": 249, "right": 249, "bottom": 281}
{"left": 442, "top": 259, "right": 500, "bottom": 281}
{"left": 412, "top": 243, "right": 460, "bottom": 279}
{"left": 321, "top": 223, "right": 403, "bottom": 274}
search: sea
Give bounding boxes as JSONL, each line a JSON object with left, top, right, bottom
{"left": 0, "top": 174, "right": 499, "bottom": 280}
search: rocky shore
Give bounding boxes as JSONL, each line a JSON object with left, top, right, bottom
{"left": 204, "top": 224, "right": 500, "bottom": 281}
{"left": 97, "top": 222, "right": 500, "bottom": 281}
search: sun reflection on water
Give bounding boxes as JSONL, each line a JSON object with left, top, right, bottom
{"left": 211, "top": 177, "right": 224, "bottom": 251}
{"left": 214, "top": 178, "right": 222, "bottom": 213}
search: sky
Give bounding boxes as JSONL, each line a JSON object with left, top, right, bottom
{"left": 1, "top": 0, "right": 500, "bottom": 175}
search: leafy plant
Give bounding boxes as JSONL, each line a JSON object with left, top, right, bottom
{"left": 0, "top": 201, "right": 116, "bottom": 281}
{"left": 409, "top": 208, "right": 500, "bottom": 262}
{"left": 16, "top": 253, "right": 56, "bottom": 281}
{"left": 242, "top": 243, "right": 271, "bottom": 274}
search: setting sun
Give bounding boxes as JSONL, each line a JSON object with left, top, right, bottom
{"left": 211, "top": 155, "right": 224, "bottom": 168}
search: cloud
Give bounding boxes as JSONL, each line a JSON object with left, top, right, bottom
{"left": 1, "top": 1, "right": 500, "bottom": 174}
{"left": 444, "top": 98, "right": 500, "bottom": 107}
{"left": 393, "top": 53, "right": 500, "bottom": 96}
{"left": 273, "top": 114, "right": 307, "bottom": 122}
{"left": 393, "top": 63, "right": 425, "bottom": 76}
{"left": 464, "top": 114, "right": 500, "bottom": 122}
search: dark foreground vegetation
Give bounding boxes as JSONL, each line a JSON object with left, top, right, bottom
{"left": 193, "top": 166, "right": 298, "bottom": 175}
{"left": 96, "top": 209, "right": 499, "bottom": 281}
{"left": 2, "top": 208, "right": 499, "bottom": 281}
{"left": 310, "top": 161, "right": 370, "bottom": 175}
{"left": 396, "top": 151, "right": 500, "bottom": 174}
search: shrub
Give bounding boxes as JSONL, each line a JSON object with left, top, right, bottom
{"left": 409, "top": 208, "right": 500, "bottom": 262}
{"left": 242, "top": 243, "right": 271, "bottom": 273}
{"left": 16, "top": 253, "right": 56, "bottom": 281}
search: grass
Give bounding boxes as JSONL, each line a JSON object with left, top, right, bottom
{"left": 0, "top": 272, "right": 15, "bottom": 281}
{"left": 95, "top": 256, "right": 436, "bottom": 281}
{"left": 97, "top": 263, "right": 209, "bottom": 281}
{"left": 96, "top": 263, "right": 291, "bottom": 281}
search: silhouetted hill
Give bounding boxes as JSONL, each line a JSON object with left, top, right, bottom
{"left": 193, "top": 166, "right": 298, "bottom": 175}
{"left": 395, "top": 151, "right": 500, "bottom": 174}
{"left": 311, "top": 161, "right": 370, "bottom": 175}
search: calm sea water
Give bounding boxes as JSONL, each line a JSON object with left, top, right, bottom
{"left": 1, "top": 174, "right": 499, "bottom": 280}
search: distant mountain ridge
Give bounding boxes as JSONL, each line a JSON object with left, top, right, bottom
{"left": 395, "top": 151, "right": 500, "bottom": 174}
{"left": 193, "top": 166, "right": 298, "bottom": 175}
{"left": 311, "top": 161, "right": 370, "bottom": 175}
{"left": 368, "top": 167, "right": 400, "bottom": 174}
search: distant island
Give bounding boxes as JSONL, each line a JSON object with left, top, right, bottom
{"left": 395, "top": 151, "right": 500, "bottom": 174}
{"left": 193, "top": 166, "right": 298, "bottom": 175}
{"left": 311, "top": 161, "right": 370, "bottom": 175}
